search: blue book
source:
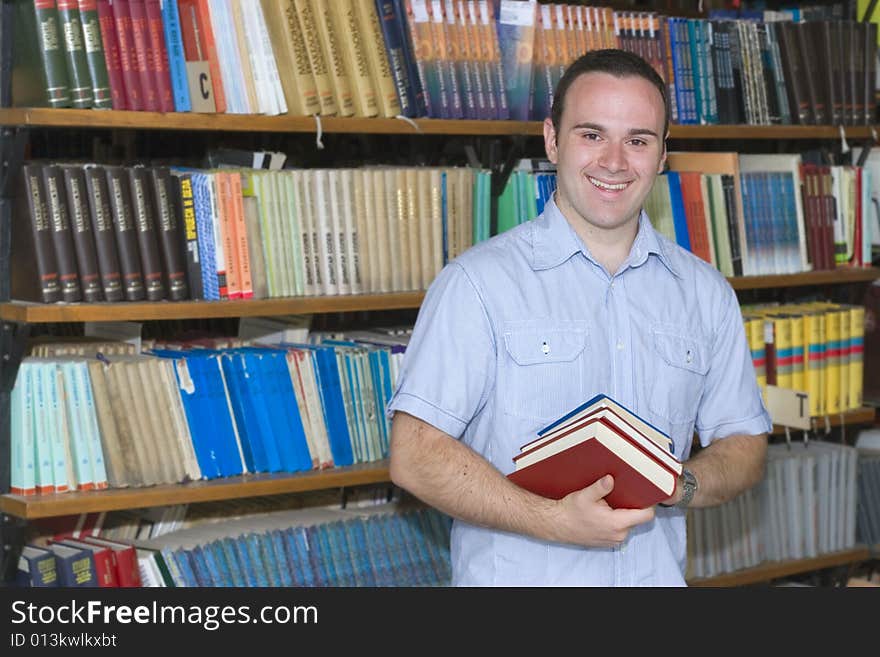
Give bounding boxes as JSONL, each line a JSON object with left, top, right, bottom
{"left": 201, "top": 354, "right": 246, "bottom": 477}
{"left": 160, "top": 0, "right": 190, "bottom": 111}
{"left": 375, "top": 0, "right": 419, "bottom": 117}
{"left": 16, "top": 545, "right": 59, "bottom": 587}
{"left": 250, "top": 349, "right": 312, "bottom": 472}
{"left": 363, "top": 516, "right": 395, "bottom": 586}
{"left": 202, "top": 541, "right": 232, "bottom": 587}
{"left": 46, "top": 543, "right": 97, "bottom": 587}
{"left": 232, "top": 536, "right": 259, "bottom": 587}
{"left": 267, "top": 530, "right": 293, "bottom": 587}
{"left": 665, "top": 172, "right": 692, "bottom": 252}
{"left": 343, "top": 519, "right": 377, "bottom": 586}
{"left": 244, "top": 534, "right": 271, "bottom": 587}
{"left": 217, "top": 351, "right": 259, "bottom": 473}
{"left": 390, "top": 0, "right": 428, "bottom": 116}
{"left": 191, "top": 173, "right": 220, "bottom": 300}
{"left": 167, "top": 548, "right": 198, "bottom": 587}
{"left": 218, "top": 538, "right": 247, "bottom": 587}
{"left": 280, "top": 528, "right": 309, "bottom": 587}
{"left": 188, "top": 546, "right": 216, "bottom": 586}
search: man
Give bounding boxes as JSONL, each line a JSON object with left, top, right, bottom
{"left": 387, "top": 50, "right": 771, "bottom": 586}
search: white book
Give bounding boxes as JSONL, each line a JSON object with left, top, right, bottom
{"left": 57, "top": 361, "right": 94, "bottom": 491}
{"left": 339, "top": 169, "right": 362, "bottom": 294}
{"left": 327, "top": 169, "right": 350, "bottom": 294}
{"left": 312, "top": 170, "right": 338, "bottom": 295}
{"left": 354, "top": 168, "right": 375, "bottom": 293}
{"left": 208, "top": 0, "right": 249, "bottom": 113}
{"left": 274, "top": 171, "right": 297, "bottom": 297}
{"left": 299, "top": 170, "right": 321, "bottom": 296}
{"left": 156, "top": 358, "right": 202, "bottom": 481}
{"left": 369, "top": 169, "right": 392, "bottom": 293}
{"left": 286, "top": 171, "right": 307, "bottom": 297}
{"left": 252, "top": 0, "right": 288, "bottom": 114}
{"left": 10, "top": 363, "right": 36, "bottom": 495}
{"left": 239, "top": 0, "right": 275, "bottom": 114}
{"left": 76, "top": 361, "right": 109, "bottom": 490}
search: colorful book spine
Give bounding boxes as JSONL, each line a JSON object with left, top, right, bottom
{"left": 95, "top": 0, "right": 127, "bottom": 108}
{"left": 824, "top": 307, "right": 842, "bottom": 415}
{"left": 159, "top": 0, "right": 189, "bottom": 110}
{"left": 143, "top": 0, "right": 174, "bottom": 112}
{"left": 495, "top": 0, "right": 536, "bottom": 121}
{"left": 804, "top": 310, "right": 825, "bottom": 417}
{"left": 849, "top": 305, "right": 865, "bottom": 410}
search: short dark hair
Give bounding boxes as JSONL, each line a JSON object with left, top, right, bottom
{"left": 550, "top": 49, "right": 669, "bottom": 138}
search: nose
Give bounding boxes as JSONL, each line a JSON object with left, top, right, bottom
{"left": 597, "top": 141, "right": 628, "bottom": 173}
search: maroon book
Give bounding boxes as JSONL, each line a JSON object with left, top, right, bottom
{"left": 144, "top": 0, "right": 174, "bottom": 112}
{"left": 96, "top": 0, "right": 128, "bottom": 109}
{"left": 109, "top": 0, "right": 143, "bottom": 110}
{"left": 127, "top": 0, "right": 159, "bottom": 111}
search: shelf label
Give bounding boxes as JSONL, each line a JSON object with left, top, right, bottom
{"left": 764, "top": 385, "right": 810, "bottom": 430}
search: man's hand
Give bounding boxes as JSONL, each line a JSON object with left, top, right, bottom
{"left": 554, "top": 475, "right": 656, "bottom": 548}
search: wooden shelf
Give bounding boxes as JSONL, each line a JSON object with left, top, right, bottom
{"left": 1, "top": 269, "right": 876, "bottom": 324}
{"left": 770, "top": 407, "right": 877, "bottom": 436}
{"left": 0, "top": 460, "right": 392, "bottom": 520}
{"left": 1, "top": 109, "right": 878, "bottom": 139}
{"left": 0, "top": 292, "right": 425, "bottom": 323}
{"left": 687, "top": 547, "right": 875, "bottom": 587}
{"left": 728, "top": 267, "right": 880, "bottom": 290}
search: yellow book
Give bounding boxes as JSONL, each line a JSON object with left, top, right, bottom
{"left": 385, "top": 168, "right": 406, "bottom": 292}
{"left": 294, "top": 0, "right": 339, "bottom": 115}
{"left": 260, "top": 0, "right": 321, "bottom": 116}
{"left": 311, "top": 0, "right": 356, "bottom": 117}
{"left": 404, "top": 167, "right": 421, "bottom": 291}
{"left": 789, "top": 311, "right": 805, "bottom": 393}
{"left": 354, "top": 0, "right": 402, "bottom": 117}
{"left": 768, "top": 313, "right": 793, "bottom": 390}
{"left": 744, "top": 314, "right": 766, "bottom": 396}
{"left": 823, "top": 307, "right": 842, "bottom": 414}
{"left": 429, "top": 168, "right": 444, "bottom": 282}
{"left": 838, "top": 305, "right": 851, "bottom": 411}
{"left": 329, "top": 0, "right": 379, "bottom": 117}
{"left": 849, "top": 305, "right": 865, "bottom": 410}
{"left": 802, "top": 309, "right": 825, "bottom": 417}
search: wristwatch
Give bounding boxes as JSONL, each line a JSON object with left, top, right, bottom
{"left": 674, "top": 469, "right": 697, "bottom": 508}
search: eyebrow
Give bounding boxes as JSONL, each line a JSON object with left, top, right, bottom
{"left": 571, "top": 123, "right": 660, "bottom": 138}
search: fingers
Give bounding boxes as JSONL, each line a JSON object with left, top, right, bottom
{"left": 585, "top": 474, "right": 615, "bottom": 501}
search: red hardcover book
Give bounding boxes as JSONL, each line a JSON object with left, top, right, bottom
{"left": 143, "top": 0, "right": 173, "bottom": 112}
{"left": 96, "top": 0, "right": 128, "bottom": 109}
{"left": 127, "top": 0, "right": 158, "bottom": 111}
{"left": 507, "top": 415, "right": 680, "bottom": 509}
{"left": 56, "top": 538, "right": 119, "bottom": 587}
{"left": 176, "top": 0, "right": 226, "bottom": 112}
{"left": 82, "top": 536, "right": 143, "bottom": 587}
{"left": 109, "top": 0, "right": 143, "bottom": 109}
{"left": 677, "top": 171, "right": 714, "bottom": 266}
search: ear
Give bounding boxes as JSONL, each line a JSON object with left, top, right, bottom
{"left": 543, "top": 118, "right": 558, "bottom": 164}
{"left": 657, "top": 135, "right": 668, "bottom": 174}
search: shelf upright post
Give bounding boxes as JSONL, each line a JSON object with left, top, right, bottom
{"left": 488, "top": 135, "right": 527, "bottom": 237}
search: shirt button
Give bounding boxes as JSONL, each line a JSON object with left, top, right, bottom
{"left": 616, "top": 341, "right": 624, "bottom": 351}
{"left": 610, "top": 280, "right": 615, "bottom": 289}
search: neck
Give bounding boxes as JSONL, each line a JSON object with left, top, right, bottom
{"left": 556, "top": 196, "right": 641, "bottom": 275}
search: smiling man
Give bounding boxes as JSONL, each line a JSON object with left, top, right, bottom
{"left": 387, "top": 50, "right": 771, "bottom": 586}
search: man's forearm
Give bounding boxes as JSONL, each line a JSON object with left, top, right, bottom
{"left": 684, "top": 433, "right": 768, "bottom": 508}
{"left": 389, "top": 412, "right": 563, "bottom": 542}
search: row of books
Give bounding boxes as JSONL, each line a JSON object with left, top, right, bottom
{"left": 133, "top": 503, "right": 452, "bottom": 587}
{"left": 9, "top": 329, "right": 408, "bottom": 495}
{"left": 16, "top": 534, "right": 143, "bottom": 587}
{"left": 856, "top": 448, "right": 880, "bottom": 547}
{"left": 743, "top": 301, "right": 866, "bottom": 416}
{"left": 14, "top": 161, "right": 489, "bottom": 304}
{"left": 686, "top": 441, "right": 859, "bottom": 580}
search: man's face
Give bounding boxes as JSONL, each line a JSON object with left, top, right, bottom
{"left": 544, "top": 72, "right": 667, "bottom": 236}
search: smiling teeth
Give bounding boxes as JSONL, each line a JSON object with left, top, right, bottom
{"left": 589, "top": 178, "right": 628, "bottom": 191}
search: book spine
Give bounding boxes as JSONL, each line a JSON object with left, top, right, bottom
{"left": 149, "top": 166, "right": 188, "bottom": 300}
{"left": 22, "top": 164, "right": 62, "bottom": 303}
{"left": 357, "top": 0, "right": 401, "bottom": 117}
{"left": 374, "top": 0, "right": 415, "bottom": 117}
{"left": 95, "top": 0, "right": 127, "bottom": 109}
{"left": 0, "top": 0, "right": 13, "bottom": 108}
{"left": 159, "top": 0, "right": 190, "bottom": 111}
{"left": 312, "top": 0, "right": 355, "bottom": 116}
{"left": 194, "top": 0, "right": 226, "bottom": 112}
{"left": 109, "top": 0, "right": 143, "bottom": 110}
{"left": 75, "top": 0, "right": 113, "bottom": 107}
{"left": 127, "top": 166, "right": 165, "bottom": 300}
{"left": 81, "top": 166, "right": 124, "bottom": 300}
{"left": 57, "top": 0, "right": 95, "bottom": 107}
{"left": 171, "top": 170, "right": 203, "bottom": 299}
{"left": 42, "top": 164, "right": 83, "bottom": 302}
{"left": 127, "top": 0, "right": 158, "bottom": 111}
{"left": 61, "top": 166, "right": 103, "bottom": 301}
{"left": 104, "top": 165, "right": 145, "bottom": 300}
{"left": 228, "top": 172, "right": 253, "bottom": 299}
{"left": 143, "top": 0, "right": 173, "bottom": 112}
{"left": 336, "top": 0, "right": 379, "bottom": 117}
{"left": 292, "top": 0, "right": 336, "bottom": 114}
{"left": 33, "top": 0, "right": 74, "bottom": 107}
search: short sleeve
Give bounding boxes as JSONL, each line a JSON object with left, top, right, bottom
{"left": 696, "top": 285, "right": 773, "bottom": 445}
{"left": 386, "top": 262, "right": 496, "bottom": 439}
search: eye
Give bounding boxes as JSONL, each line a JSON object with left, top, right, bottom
{"left": 582, "top": 132, "right": 602, "bottom": 141}
{"left": 629, "top": 138, "right": 648, "bottom": 147}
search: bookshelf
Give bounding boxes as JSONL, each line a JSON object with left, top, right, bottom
{"left": 1, "top": 109, "right": 880, "bottom": 140}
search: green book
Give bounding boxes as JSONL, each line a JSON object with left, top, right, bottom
{"left": 13, "top": 0, "right": 72, "bottom": 107}
{"left": 56, "top": 0, "right": 94, "bottom": 108}
{"left": 74, "top": 0, "right": 112, "bottom": 108}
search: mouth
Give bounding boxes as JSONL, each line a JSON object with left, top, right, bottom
{"left": 587, "top": 176, "right": 632, "bottom": 192}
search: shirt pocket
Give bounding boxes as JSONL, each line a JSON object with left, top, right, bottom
{"left": 501, "top": 320, "right": 589, "bottom": 423}
{"left": 647, "top": 326, "right": 709, "bottom": 426}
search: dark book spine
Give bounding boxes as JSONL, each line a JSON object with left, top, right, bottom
{"left": 0, "top": 0, "right": 13, "bottom": 107}
{"left": 56, "top": 0, "right": 94, "bottom": 107}
{"left": 76, "top": 0, "right": 113, "bottom": 108}
{"left": 819, "top": 21, "right": 841, "bottom": 126}
{"left": 61, "top": 165, "right": 103, "bottom": 301}
{"left": 776, "top": 21, "right": 809, "bottom": 125}
{"left": 22, "top": 164, "right": 62, "bottom": 302}
{"left": 867, "top": 22, "right": 878, "bottom": 125}
{"left": 143, "top": 0, "right": 173, "bottom": 112}
{"left": 41, "top": 164, "right": 82, "bottom": 302}
{"left": 110, "top": 0, "right": 143, "bottom": 110}
{"left": 127, "top": 0, "right": 158, "bottom": 111}
{"left": 104, "top": 165, "right": 145, "bottom": 300}
{"left": 721, "top": 174, "right": 742, "bottom": 277}
{"left": 82, "top": 165, "right": 124, "bottom": 300}
{"left": 95, "top": 0, "right": 127, "bottom": 108}
{"left": 149, "top": 166, "right": 188, "bottom": 300}
{"left": 32, "top": 0, "right": 73, "bottom": 107}
{"left": 795, "top": 21, "right": 823, "bottom": 124}
{"left": 849, "top": 20, "right": 859, "bottom": 126}
{"left": 171, "top": 170, "right": 202, "bottom": 300}
{"left": 390, "top": 0, "right": 426, "bottom": 116}
{"left": 127, "top": 166, "right": 165, "bottom": 300}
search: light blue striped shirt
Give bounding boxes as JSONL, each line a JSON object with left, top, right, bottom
{"left": 387, "top": 197, "right": 772, "bottom": 586}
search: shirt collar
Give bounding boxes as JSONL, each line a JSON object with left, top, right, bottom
{"left": 529, "top": 196, "right": 681, "bottom": 278}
